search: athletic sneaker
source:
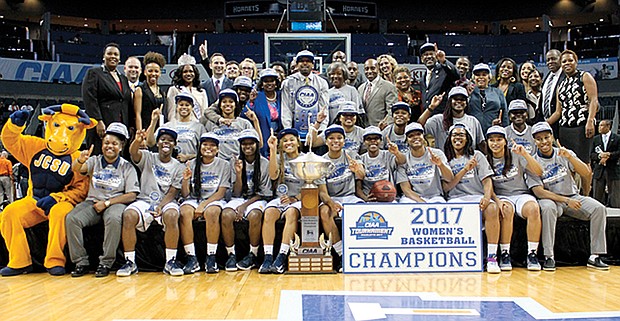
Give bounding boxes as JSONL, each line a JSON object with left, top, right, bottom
{"left": 237, "top": 252, "right": 257, "bottom": 270}
{"left": 259, "top": 254, "right": 273, "bottom": 274}
{"left": 486, "top": 255, "right": 501, "bottom": 274}
{"left": 271, "top": 253, "right": 287, "bottom": 274}
{"left": 206, "top": 255, "right": 219, "bottom": 274}
{"left": 527, "top": 251, "right": 541, "bottom": 271}
{"left": 225, "top": 253, "right": 237, "bottom": 272}
{"left": 542, "top": 257, "right": 556, "bottom": 271}
{"left": 499, "top": 251, "right": 512, "bottom": 271}
{"left": 183, "top": 255, "right": 200, "bottom": 274}
{"left": 164, "top": 258, "right": 184, "bottom": 276}
{"left": 116, "top": 259, "right": 138, "bottom": 277}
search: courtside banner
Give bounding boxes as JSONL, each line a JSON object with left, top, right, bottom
{"left": 342, "top": 203, "right": 483, "bottom": 273}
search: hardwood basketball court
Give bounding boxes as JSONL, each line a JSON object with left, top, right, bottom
{"left": 1, "top": 267, "right": 619, "bottom": 320}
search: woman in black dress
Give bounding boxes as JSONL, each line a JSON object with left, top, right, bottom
{"left": 133, "top": 51, "right": 166, "bottom": 130}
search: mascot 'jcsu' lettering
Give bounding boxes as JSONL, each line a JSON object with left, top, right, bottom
{"left": 33, "top": 154, "right": 71, "bottom": 176}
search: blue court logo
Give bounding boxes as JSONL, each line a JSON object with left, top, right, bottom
{"left": 350, "top": 211, "right": 394, "bottom": 240}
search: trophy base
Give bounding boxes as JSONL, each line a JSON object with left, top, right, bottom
{"left": 287, "top": 255, "right": 335, "bottom": 274}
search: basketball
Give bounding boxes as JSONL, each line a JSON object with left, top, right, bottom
{"left": 370, "top": 180, "right": 397, "bottom": 202}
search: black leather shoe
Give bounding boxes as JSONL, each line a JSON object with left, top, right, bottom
{"left": 95, "top": 264, "right": 110, "bottom": 277}
{"left": 587, "top": 257, "right": 610, "bottom": 270}
{"left": 71, "top": 265, "right": 88, "bottom": 277}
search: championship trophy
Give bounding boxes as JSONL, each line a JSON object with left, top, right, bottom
{"left": 287, "top": 115, "right": 335, "bottom": 273}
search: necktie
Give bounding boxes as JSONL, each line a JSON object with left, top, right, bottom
{"left": 604, "top": 135, "right": 609, "bottom": 150}
{"left": 426, "top": 70, "right": 432, "bottom": 87}
{"left": 364, "top": 82, "right": 373, "bottom": 105}
{"left": 543, "top": 73, "right": 555, "bottom": 118}
{"left": 215, "top": 79, "right": 220, "bottom": 97}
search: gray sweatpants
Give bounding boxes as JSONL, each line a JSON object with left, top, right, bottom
{"left": 539, "top": 195, "right": 607, "bottom": 257}
{"left": 66, "top": 201, "right": 125, "bottom": 268}
{"left": 0, "top": 176, "right": 13, "bottom": 203}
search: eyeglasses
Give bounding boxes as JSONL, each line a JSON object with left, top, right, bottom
{"left": 334, "top": 55, "right": 346, "bottom": 59}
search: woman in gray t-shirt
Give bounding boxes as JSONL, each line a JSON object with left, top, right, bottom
{"left": 442, "top": 124, "right": 500, "bottom": 274}
{"left": 67, "top": 123, "right": 140, "bottom": 277}
{"left": 486, "top": 125, "right": 543, "bottom": 271}
{"left": 179, "top": 132, "right": 231, "bottom": 274}
{"left": 261, "top": 128, "right": 305, "bottom": 274}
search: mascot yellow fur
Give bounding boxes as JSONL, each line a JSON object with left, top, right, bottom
{"left": 0, "top": 104, "right": 96, "bottom": 276}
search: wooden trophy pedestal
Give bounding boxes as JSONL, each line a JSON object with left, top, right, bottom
{"left": 287, "top": 186, "right": 334, "bottom": 274}
{"left": 288, "top": 255, "right": 333, "bottom": 273}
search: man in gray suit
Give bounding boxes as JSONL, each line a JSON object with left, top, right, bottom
{"left": 358, "top": 58, "right": 397, "bottom": 129}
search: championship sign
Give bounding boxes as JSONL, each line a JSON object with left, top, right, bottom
{"left": 343, "top": 203, "right": 483, "bottom": 273}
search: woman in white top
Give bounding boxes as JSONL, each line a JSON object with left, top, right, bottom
{"left": 166, "top": 55, "right": 209, "bottom": 124}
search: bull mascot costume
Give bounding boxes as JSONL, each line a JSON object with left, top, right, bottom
{"left": 0, "top": 104, "right": 97, "bottom": 276}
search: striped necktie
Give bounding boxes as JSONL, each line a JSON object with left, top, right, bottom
{"left": 543, "top": 73, "right": 555, "bottom": 118}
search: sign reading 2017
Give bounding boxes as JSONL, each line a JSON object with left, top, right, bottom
{"left": 343, "top": 203, "right": 483, "bottom": 273}
{"left": 410, "top": 206, "right": 462, "bottom": 224}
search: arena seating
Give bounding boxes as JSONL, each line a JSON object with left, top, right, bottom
{"left": 50, "top": 30, "right": 172, "bottom": 64}
{"left": 0, "top": 21, "right": 37, "bottom": 60}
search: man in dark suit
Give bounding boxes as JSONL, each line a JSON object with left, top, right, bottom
{"left": 590, "top": 119, "right": 620, "bottom": 207}
{"left": 200, "top": 52, "right": 234, "bottom": 105}
{"left": 82, "top": 43, "right": 133, "bottom": 155}
{"left": 535, "top": 49, "right": 565, "bottom": 135}
{"left": 358, "top": 58, "right": 398, "bottom": 129}
{"left": 419, "top": 43, "right": 459, "bottom": 115}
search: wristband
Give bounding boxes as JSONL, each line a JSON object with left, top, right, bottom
{"left": 77, "top": 159, "right": 85, "bottom": 165}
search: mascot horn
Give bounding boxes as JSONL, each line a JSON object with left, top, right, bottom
{"left": 0, "top": 104, "right": 96, "bottom": 276}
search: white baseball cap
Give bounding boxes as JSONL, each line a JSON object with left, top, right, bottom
{"left": 106, "top": 122, "right": 129, "bottom": 140}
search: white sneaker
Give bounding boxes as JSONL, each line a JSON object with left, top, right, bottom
{"left": 486, "top": 255, "right": 501, "bottom": 274}
{"left": 116, "top": 259, "right": 138, "bottom": 277}
{"left": 164, "top": 258, "right": 184, "bottom": 276}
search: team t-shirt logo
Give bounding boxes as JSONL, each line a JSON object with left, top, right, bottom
{"left": 200, "top": 172, "right": 221, "bottom": 195}
{"left": 511, "top": 137, "right": 534, "bottom": 154}
{"left": 407, "top": 163, "right": 435, "bottom": 182}
{"left": 542, "top": 163, "right": 568, "bottom": 185}
{"left": 365, "top": 164, "right": 388, "bottom": 182}
{"left": 153, "top": 163, "right": 172, "bottom": 190}
{"left": 492, "top": 163, "right": 519, "bottom": 181}
{"left": 92, "top": 168, "right": 122, "bottom": 191}
{"left": 451, "top": 162, "right": 474, "bottom": 183}
{"left": 177, "top": 128, "right": 196, "bottom": 143}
